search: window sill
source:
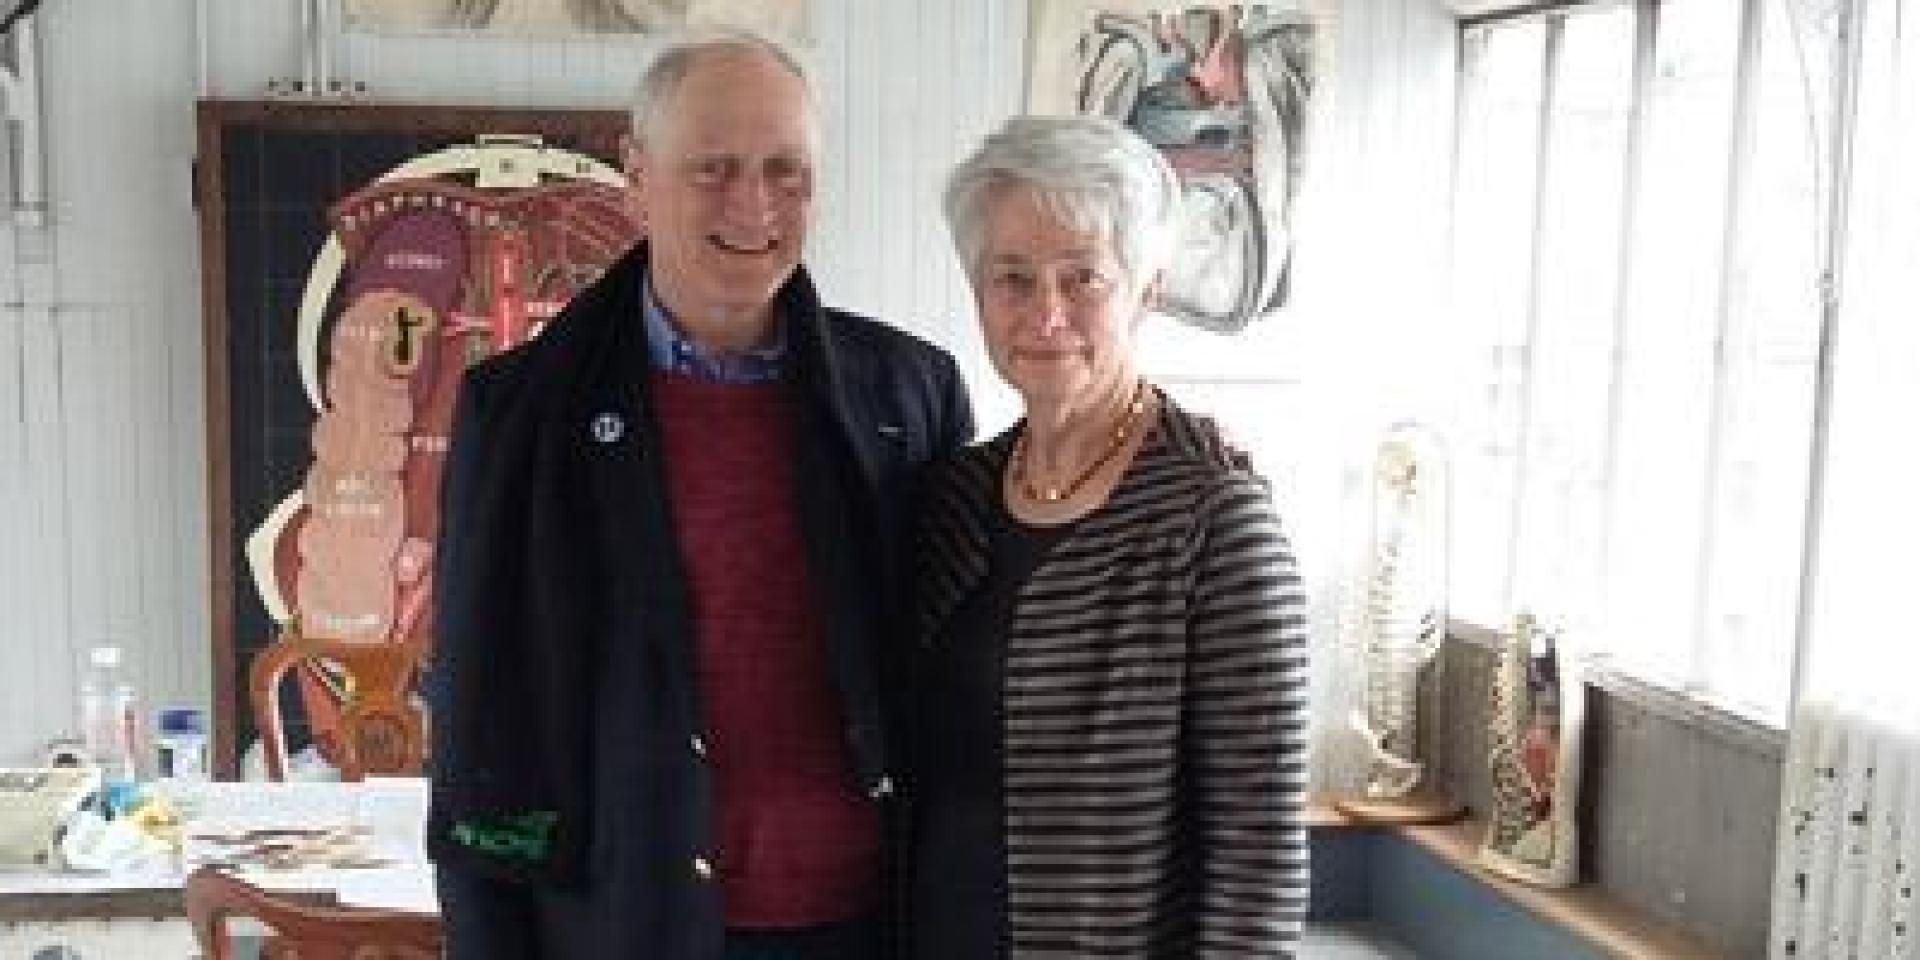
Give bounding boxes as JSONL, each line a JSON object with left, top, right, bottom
{"left": 1395, "top": 816, "right": 1725, "bottom": 959}
{"left": 1445, "top": 619, "right": 1787, "bottom": 760}
{"left": 1309, "top": 801, "right": 1724, "bottom": 958}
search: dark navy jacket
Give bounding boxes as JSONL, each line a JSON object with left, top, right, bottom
{"left": 427, "top": 245, "right": 974, "bottom": 959}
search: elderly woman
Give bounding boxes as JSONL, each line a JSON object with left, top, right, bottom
{"left": 908, "top": 114, "right": 1310, "bottom": 959}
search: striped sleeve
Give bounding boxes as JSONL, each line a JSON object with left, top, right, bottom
{"left": 1186, "top": 474, "right": 1311, "bottom": 959}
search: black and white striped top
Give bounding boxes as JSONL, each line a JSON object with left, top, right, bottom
{"left": 914, "top": 395, "right": 1311, "bottom": 959}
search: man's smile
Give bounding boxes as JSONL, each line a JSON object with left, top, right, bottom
{"left": 710, "top": 234, "right": 780, "bottom": 255}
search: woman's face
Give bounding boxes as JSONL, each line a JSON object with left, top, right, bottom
{"left": 972, "top": 189, "right": 1152, "bottom": 408}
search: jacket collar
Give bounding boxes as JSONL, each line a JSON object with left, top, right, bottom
{"left": 557, "top": 243, "right": 879, "bottom": 495}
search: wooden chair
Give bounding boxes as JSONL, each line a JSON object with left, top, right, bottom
{"left": 250, "top": 621, "right": 429, "bottom": 781}
{"left": 184, "top": 865, "right": 442, "bottom": 960}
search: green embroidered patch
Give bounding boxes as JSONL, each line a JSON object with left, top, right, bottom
{"left": 451, "top": 811, "right": 559, "bottom": 863}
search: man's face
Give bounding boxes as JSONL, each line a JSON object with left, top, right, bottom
{"left": 629, "top": 49, "right": 817, "bottom": 337}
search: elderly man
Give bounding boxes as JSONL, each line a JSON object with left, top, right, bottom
{"left": 427, "top": 29, "right": 974, "bottom": 959}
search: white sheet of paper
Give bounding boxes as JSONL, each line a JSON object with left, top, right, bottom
{"left": 329, "top": 865, "right": 440, "bottom": 914}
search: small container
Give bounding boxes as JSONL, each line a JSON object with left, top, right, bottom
{"left": 153, "top": 706, "right": 209, "bottom": 782}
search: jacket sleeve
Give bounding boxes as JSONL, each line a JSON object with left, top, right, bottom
{"left": 427, "top": 369, "right": 542, "bottom": 959}
{"left": 1186, "top": 473, "right": 1311, "bottom": 958}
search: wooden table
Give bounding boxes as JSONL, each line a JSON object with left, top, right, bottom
{"left": 0, "top": 779, "right": 434, "bottom": 959}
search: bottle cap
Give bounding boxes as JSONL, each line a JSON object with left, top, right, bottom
{"left": 156, "top": 706, "right": 205, "bottom": 736}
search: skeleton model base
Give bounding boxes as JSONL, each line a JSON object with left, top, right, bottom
{"left": 1332, "top": 790, "right": 1468, "bottom": 826}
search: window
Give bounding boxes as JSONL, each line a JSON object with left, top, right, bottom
{"left": 1447, "top": 0, "right": 1835, "bottom": 724}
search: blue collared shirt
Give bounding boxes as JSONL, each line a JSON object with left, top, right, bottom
{"left": 641, "top": 276, "right": 788, "bottom": 384}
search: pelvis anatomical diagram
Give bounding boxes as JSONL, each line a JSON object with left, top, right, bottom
{"left": 245, "top": 139, "right": 641, "bottom": 750}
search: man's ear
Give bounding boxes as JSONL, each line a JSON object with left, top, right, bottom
{"left": 619, "top": 134, "right": 645, "bottom": 190}
{"left": 619, "top": 134, "right": 648, "bottom": 229}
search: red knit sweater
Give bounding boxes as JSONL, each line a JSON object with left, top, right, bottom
{"left": 650, "top": 372, "right": 880, "bottom": 928}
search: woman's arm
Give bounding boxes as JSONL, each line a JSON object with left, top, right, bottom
{"left": 1186, "top": 474, "right": 1312, "bottom": 958}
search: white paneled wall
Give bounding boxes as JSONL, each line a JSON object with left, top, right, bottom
{"left": 2, "top": 0, "right": 209, "bottom": 766}
{"left": 0, "top": 0, "right": 1459, "bottom": 770}
{"left": 0, "top": 300, "right": 205, "bottom": 764}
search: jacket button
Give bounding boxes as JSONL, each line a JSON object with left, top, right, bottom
{"left": 691, "top": 856, "right": 715, "bottom": 881}
{"left": 690, "top": 735, "right": 708, "bottom": 758}
{"left": 867, "top": 776, "right": 894, "bottom": 799}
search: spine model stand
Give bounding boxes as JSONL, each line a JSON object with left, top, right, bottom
{"left": 1335, "top": 424, "right": 1461, "bottom": 824}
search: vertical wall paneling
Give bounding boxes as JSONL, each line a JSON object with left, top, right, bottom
{"left": 128, "top": 301, "right": 171, "bottom": 712}
{"left": 801, "top": 0, "right": 847, "bottom": 303}
{"left": 16, "top": 306, "right": 74, "bottom": 756}
{"left": 0, "top": 0, "right": 209, "bottom": 762}
{"left": 175, "top": 281, "right": 212, "bottom": 715}
{"left": 57, "top": 307, "right": 109, "bottom": 685}
{"left": 906, "top": 0, "right": 949, "bottom": 353}
{"left": 0, "top": 306, "right": 32, "bottom": 753}
{"left": 818, "top": 0, "right": 881, "bottom": 314}
{"left": 878, "top": 0, "right": 916, "bottom": 327}
{"left": 0, "top": 303, "right": 200, "bottom": 761}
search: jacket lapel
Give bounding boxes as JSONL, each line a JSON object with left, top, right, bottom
{"left": 566, "top": 248, "right": 702, "bottom": 728}
{"left": 915, "top": 437, "right": 1006, "bottom": 647}
{"left": 783, "top": 278, "right": 882, "bottom": 501}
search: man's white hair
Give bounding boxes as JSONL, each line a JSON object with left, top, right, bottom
{"left": 628, "top": 26, "right": 818, "bottom": 149}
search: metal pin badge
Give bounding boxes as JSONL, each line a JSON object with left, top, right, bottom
{"left": 590, "top": 412, "right": 625, "bottom": 445}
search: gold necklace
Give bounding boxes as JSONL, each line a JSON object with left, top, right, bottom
{"left": 1012, "top": 381, "right": 1149, "bottom": 504}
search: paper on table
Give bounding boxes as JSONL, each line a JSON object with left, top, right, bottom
{"left": 164, "top": 780, "right": 363, "bottom": 833}
{"left": 353, "top": 776, "right": 429, "bottom": 861}
{"left": 172, "top": 778, "right": 429, "bottom": 873}
{"left": 330, "top": 864, "right": 440, "bottom": 914}
{"left": 0, "top": 779, "right": 439, "bottom": 904}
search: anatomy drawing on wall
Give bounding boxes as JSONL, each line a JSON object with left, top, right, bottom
{"left": 1029, "top": 1, "right": 1323, "bottom": 332}
{"left": 251, "top": 138, "right": 641, "bottom": 759}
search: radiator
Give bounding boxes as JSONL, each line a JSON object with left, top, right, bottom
{"left": 1771, "top": 699, "right": 1920, "bottom": 959}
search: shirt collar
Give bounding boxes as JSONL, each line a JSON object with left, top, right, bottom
{"left": 640, "top": 274, "right": 787, "bottom": 384}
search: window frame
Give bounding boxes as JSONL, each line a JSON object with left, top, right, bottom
{"left": 1445, "top": 0, "right": 1847, "bottom": 730}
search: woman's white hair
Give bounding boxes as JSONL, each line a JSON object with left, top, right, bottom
{"left": 943, "top": 114, "right": 1182, "bottom": 288}
{"left": 629, "top": 26, "right": 817, "bottom": 149}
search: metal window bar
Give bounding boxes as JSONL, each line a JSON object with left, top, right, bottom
{"left": 1445, "top": 23, "right": 1502, "bottom": 620}
{"left": 1459, "top": 0, "right": 1637, "bottom": 31}
{"left": 1685, "top": 0, "right": 1767, "bottom": 697}
{"left": 1498, "top": 11, "right": 1565, "bottom": 618}
{"left": 1594, "top": 0, "right": 1659, "bottom": 666}
{"left": 1785, "top": 0, "right": 1866, "bottom": 720}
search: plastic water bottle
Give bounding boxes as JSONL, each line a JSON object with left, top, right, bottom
{"left": 77, "top": 645, "right": 139, "bottom": 789}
